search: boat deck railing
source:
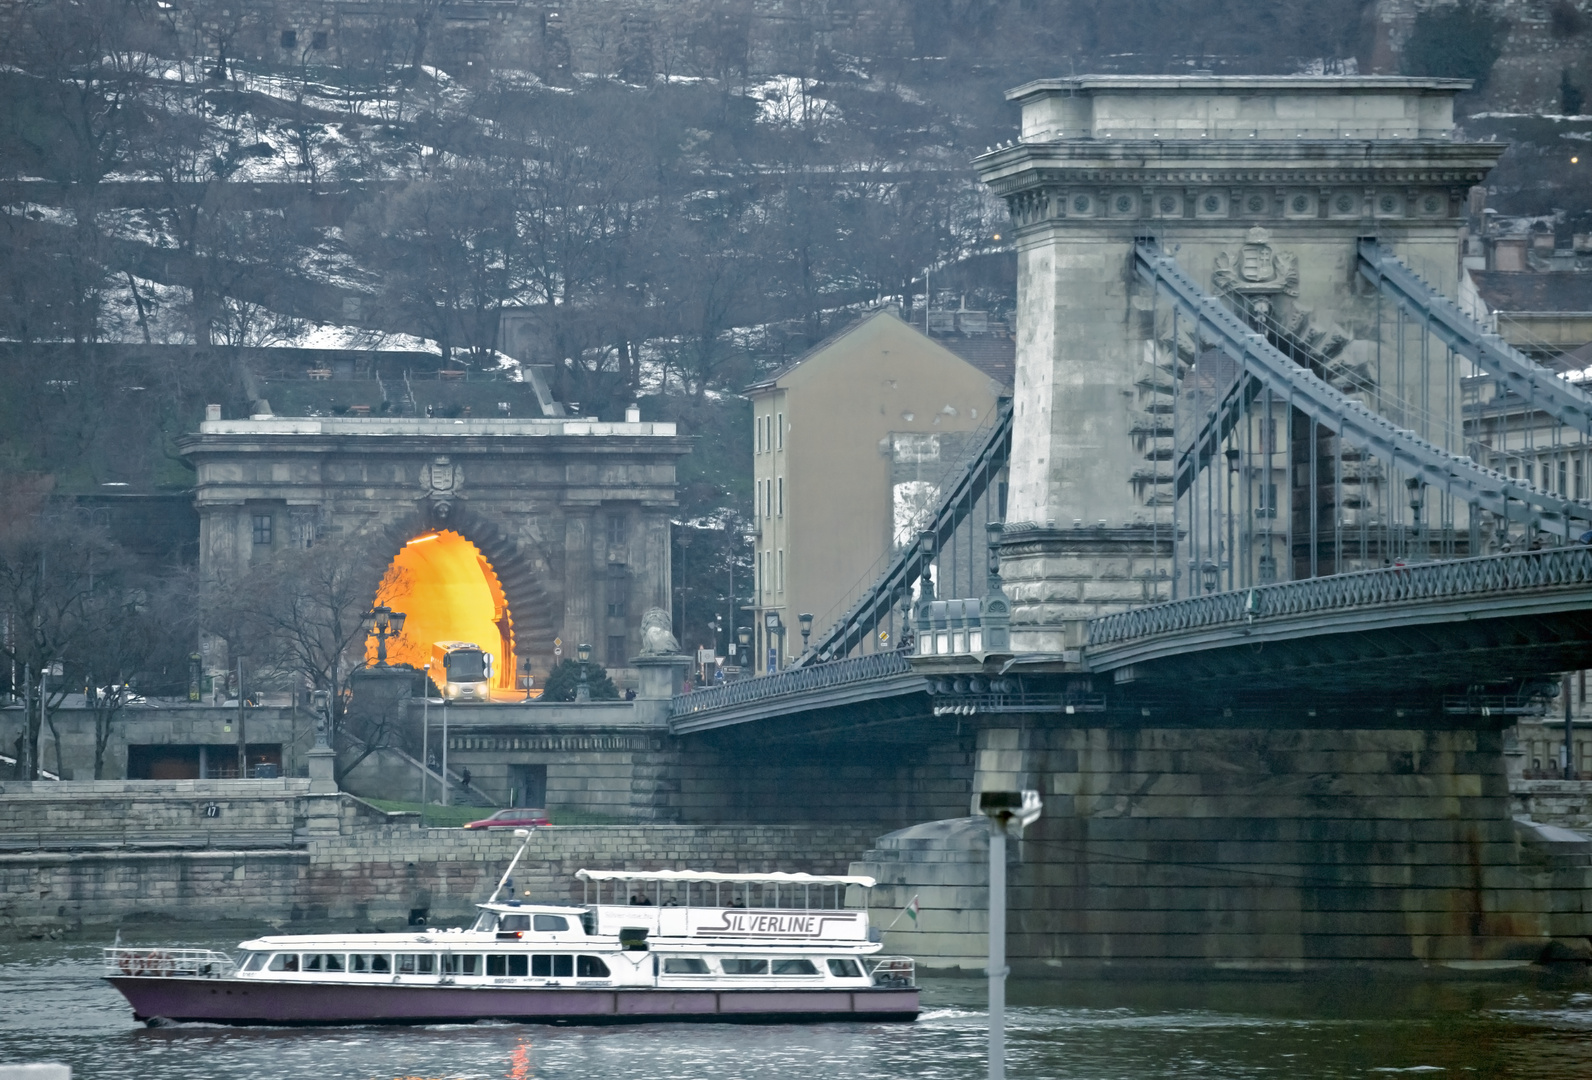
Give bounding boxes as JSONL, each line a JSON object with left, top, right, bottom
{"left": 105, "top": 947, "right": 236, "bottom": 978}
{"left": 867, "top": 956, "right": 915, "bottom": 988}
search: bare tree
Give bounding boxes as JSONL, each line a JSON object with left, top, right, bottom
{"left": 206, "top": 534, "right": 406, "bottom": 778}
{"left": 0, "top": 510, "right": 120, "bottom": 778}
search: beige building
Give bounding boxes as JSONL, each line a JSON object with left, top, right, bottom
{"left": 745, "top": 309, "right": 1007, "bottom": 671}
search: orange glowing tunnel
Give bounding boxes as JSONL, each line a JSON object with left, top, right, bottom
{"left": 372, "top": 530, "right": 515, "bottom": 697}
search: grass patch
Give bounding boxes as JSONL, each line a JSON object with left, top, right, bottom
{"left": 360, "top": 801, "right": 631, "bottom": 827}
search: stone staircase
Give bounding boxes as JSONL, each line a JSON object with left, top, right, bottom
{"left": 849, "top": 816, "right": 995, "bottom": 973}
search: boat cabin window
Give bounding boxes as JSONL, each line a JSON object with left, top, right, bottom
{"left": 531, "top": 955, "right": 574, "bottom": 978}
{"left": 349, "top": 954, "right": 391, "bottom": 974}
{"left": 577, "top": 956, "right": 610, "bottom": 978}
{"left": 486, "top": 955, "right": 529, "bottom": 977}
{"left": 441, "top": 955, "right": 480, "bottom": 976}
{"left": 472, "top": 911, "right": 498, "bottom": 933}
{"left": 663, "top": 957, "right": 710, "bottom": 975}
{"left": 772, "top": 958, "right": 818, "bottom": 975}
{"left": 827, "top": 958, "right": 862, "bottom": 978}
{"left": 499, "top": 915, "right": 531, "bottom": 932}
{"left": 266, "top": 953, "right": 299, "bottom": 972}
{"left": 304, "top": 954, "right": 344, "bottom": 972}
{"left": 533, "top": 915, "right": 568, "bottom": 932}
{"left": 720, "top": 958, "right": 769, "bottom": 975}
{"left": 396, "top": 954, "right": 436, "bottom": 975}
{"left": 240, "top": 953, "right": 266, "bottom": 972}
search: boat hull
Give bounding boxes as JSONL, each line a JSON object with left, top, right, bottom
{"left": 105, "top": 977, "right": 919, "bottom": 1026}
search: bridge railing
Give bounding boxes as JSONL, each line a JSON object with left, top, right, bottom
{"left": 670, "top": 650, "right": 915, "bottom": 718}
{"left": 1087, "top": 547, "right": 1592, "bottom": 647}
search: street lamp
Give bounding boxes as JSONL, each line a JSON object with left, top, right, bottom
{"left": 1406, "top": 477, "right": 1424, "bottom": 561}
{"left": 1200, "top": 561, "right": 1220, "bottom": 594}
{"left": 764, "top": 611, "right": 783, "bottom": 673}
{"left": 798, "top": 612, "right": 814, "bottom": 654}
{"left": 576, "top": 641, "right": 592, "bottom": 702}
{"left": 520, "top": 657, "right": 534, "bottom": 702}
{"left": 364, "top": 605, "right": 408, "bottom": 666}
{"left": 736, "top": 626, "right": 752, "bottom": 678}
{"left": 975, "top": 789, "right": 1043, "bottom": 1080}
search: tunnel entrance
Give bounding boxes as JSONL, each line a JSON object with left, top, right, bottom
{"left": 374, "top": 529, "right": 515, "bottom": 697}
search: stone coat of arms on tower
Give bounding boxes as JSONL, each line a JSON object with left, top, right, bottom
{"left": 419, "top": 455, "right": 463, "bottom": 518}
{"left": 1213, "top": 227, "right": 1300, "bottom": 311}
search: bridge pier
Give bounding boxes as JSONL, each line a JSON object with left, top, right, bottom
{"left": 856, "top": 719, "right": 1592, "bottom": 975}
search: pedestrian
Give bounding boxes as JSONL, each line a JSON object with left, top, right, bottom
{"left": 460, "top": 768, "right": 472, "bottom": 789}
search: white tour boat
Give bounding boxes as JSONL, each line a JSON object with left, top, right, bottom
{"left": 103, "top": 836, "right": 916, "bottom": 1025}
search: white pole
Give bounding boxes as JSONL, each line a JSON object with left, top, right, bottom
{"left": 421, "top": 680, "right": 429, "bottom": 820}
{"left": 441, "top": 698, "right": 449, "bottom": 807}
{"left": 988, "top": 822, "right": 1006, "bottom": 1080}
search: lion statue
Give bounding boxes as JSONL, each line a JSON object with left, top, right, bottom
{"left": 639, "top": 607, "right": 681, "bottom": 656}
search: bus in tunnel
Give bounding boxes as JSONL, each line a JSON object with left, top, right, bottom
{"left": 375, "top": 529, "right": 518, "bottom": 700}
{"left": 431, "top": 641, "right": 493, "bottom": 702}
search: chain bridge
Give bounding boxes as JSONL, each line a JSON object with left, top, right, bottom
{"left": 663, "top": 77, "right": 1592, "bottom": 976}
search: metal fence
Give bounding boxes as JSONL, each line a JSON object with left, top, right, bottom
{"left": 1087, "top": 546, "right": 1592, "bottom": 647}
{"left": 671, "top": 651, "right": 914, "bottom": 717}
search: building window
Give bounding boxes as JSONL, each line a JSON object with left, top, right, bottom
{"left": 606, "top": 514, "right": 626, "bottom": 546}
{"left": 607, "top": 634, "right": 628, "bottom": 667}
{"left": 777, "top": 549, "right": 784, "bottom": 593}
{"left": 755, "top": 416, "right": 763, "bottom": 454}
{"left": 606, "top": 564, "right": 629, "bottom": 618}
{"left": 776, "top": 413, "right": 783, "bottom": 450}
{"left": 757, "top": 551, "right": 765, "bottom": 598}
{"left": 756, "top": 479, "right": 763, "bottom": 519}
{"left": 280, "top": 29, "right": 297, "bottom": 48}
{"left": 311, "top": 29, "right": 328, "bottom": 49}
{"left": 765, "top": 479, "right": 772, "bottom": 519}
{"left": 1577, "top": 457, "right": 1585, "bottom": 500}
{"left": 1559, "top": 459, "right": 1568, "bottom": 496}
{"left": 777, "top": 477, "right": 784, "bottom": 517}
{"left": 251, "top": 514, "right": 273, "bottom": 546}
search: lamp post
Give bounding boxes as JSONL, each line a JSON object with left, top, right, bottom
{"left": 975, "top": 790, "right": 1043, "bottom": 1080}
{"left": 735, "top": 626, "right": 752, "bottom": 679}
{"left": 521, "top": 657, "right": 534, "bottom": 702}
{"left": 363, "top": 605, "right": 408, "bottom": 666}
{"left": 798, "top": 612, "right": 813, "bottom": 656}
{"left": 576, "top": 641, "right": 592, "bottom": 702}
{"left": 1406, "top": 477, "right": 1424, "bottom": 562}
{"left": 763, "top": 611, "right": 783, "bottom": 674}
{"left": 421, "top": 663, "right": 430, "bottom": 822}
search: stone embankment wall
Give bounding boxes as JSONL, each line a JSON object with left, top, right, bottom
{"left": 1513, "top": 778, "right": 1592, "bottom": 830}
{"left": 0, "top": 782, "right": 879, "bottom": 930}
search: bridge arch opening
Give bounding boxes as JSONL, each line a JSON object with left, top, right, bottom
{"left": 374, "top": 529, "right": 515, "bottom": 697}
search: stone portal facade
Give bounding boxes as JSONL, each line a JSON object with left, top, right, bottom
{"left": 180, "top": 415, "right": 690, "bottom": 685}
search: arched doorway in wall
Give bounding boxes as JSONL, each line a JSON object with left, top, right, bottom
{"left": 373, "top": 529, "right": 516, "bottom": 697}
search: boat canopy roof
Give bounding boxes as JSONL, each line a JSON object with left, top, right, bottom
{"left": 575, "top": 869, "right": 876, "bottom": 888}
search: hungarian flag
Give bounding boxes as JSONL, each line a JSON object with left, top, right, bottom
{"left": 903, "top": 895, "right": 921, "bottom": 926}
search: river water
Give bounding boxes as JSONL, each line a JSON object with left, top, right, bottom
{"left": 3, "top": 931, "right": 1590, "bottom": 1079}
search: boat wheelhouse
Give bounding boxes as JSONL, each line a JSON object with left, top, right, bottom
{"left": 103, "top": 865, "right": 917, "bottom": 1026}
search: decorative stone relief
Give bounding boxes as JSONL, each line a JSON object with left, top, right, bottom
{"left": 1212, "top": 227, "right": 1300, "bottom": 304}
{"left": 419, "top": 455, "right": 464, "bottom": 517}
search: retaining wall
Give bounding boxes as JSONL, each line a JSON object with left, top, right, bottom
{"left": 0, "top": 785, "right": 880, "bottom": 930}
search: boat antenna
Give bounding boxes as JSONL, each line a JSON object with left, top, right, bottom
{"left": 489, "top": 828, "right": 535, "bottom": 903}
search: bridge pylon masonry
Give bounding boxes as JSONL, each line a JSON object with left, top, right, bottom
{"left": 974, "top": 76, "right": 1501, "bottom": 650}
{"left": 843, "top": 77, "right": 1592, "bottom": 977}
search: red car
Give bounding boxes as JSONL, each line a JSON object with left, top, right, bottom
{"left": 463, "top": 808, "right": 551, "bottom": 829}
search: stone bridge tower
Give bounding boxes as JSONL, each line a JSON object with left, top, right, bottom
{"left": 975, "top": 77, "right": 1501, "bottom": 651}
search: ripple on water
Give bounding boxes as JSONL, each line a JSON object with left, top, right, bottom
{"left": 3, "top": 939, "right": 1590, "bottom": 1079}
